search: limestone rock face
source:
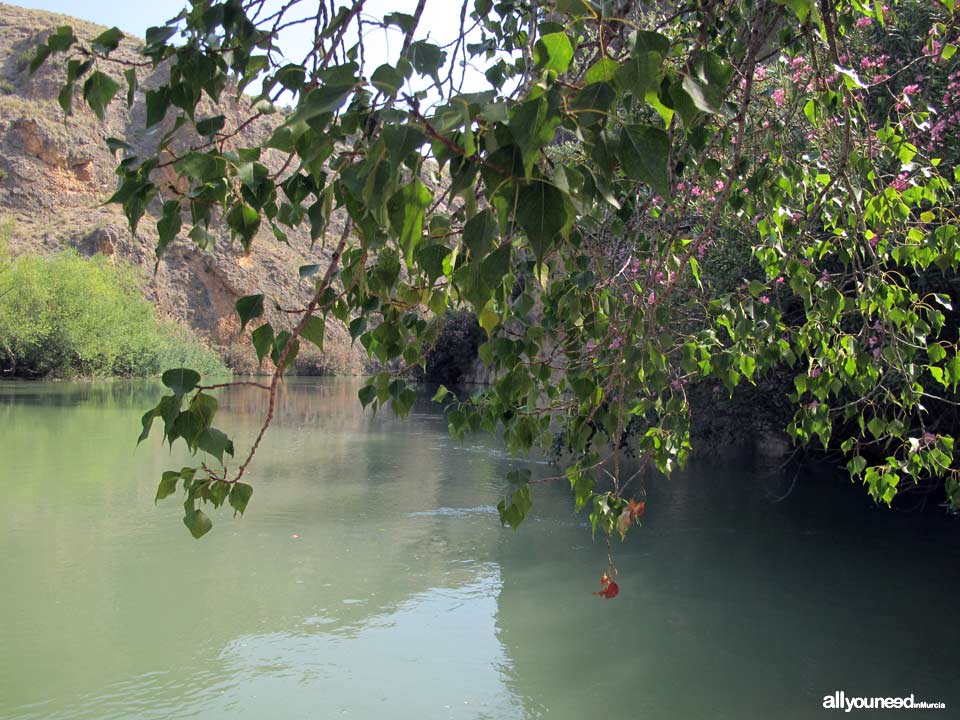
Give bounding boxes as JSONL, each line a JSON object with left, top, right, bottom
{"left": 0, "top": 2, "right": 366, "bottom": 375}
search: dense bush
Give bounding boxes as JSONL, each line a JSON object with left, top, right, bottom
{"left": 0, "top": 244, "right": 225, "bottom": 378}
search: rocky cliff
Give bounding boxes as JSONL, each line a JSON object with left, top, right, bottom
{"left": 0, "top": 2, "right": 366, "bottom": 374}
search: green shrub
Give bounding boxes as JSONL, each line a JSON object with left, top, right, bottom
{"left": 0, "top": 248, "right": 226, "bottom": 378}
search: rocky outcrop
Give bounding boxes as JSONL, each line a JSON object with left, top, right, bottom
{"left": 0, "top": 2, "right": 367, "bottom": 375}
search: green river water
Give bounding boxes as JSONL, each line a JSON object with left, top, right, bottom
{"left": 1, "top": 378, "right": 957, "bottom": 719}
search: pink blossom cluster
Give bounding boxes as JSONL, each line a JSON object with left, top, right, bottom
{"left": 789, "top": 56, "right": 813, "bottom": 84}
{"left": 675, "top": 180, "right": 724, "bottom": 205}
{"left": 860, "top": 54, "right": 888, "bottom": 71}
{"left": 888, "top": 173, "right": 909, "bottom": 192}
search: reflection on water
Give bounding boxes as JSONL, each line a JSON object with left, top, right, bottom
{"left": 1, "top": 378, "right": 958, "bottom": 719}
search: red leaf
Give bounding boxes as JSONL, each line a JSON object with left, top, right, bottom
{"left": 593, "top": 581, "right": 619, "bottom": 599}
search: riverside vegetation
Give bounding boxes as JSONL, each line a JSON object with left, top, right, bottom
{"left": 0, "top": 218, "right": 224, "bottom": 377}
{"left": 24, "top": 0, "right": 960, "bottom": 573}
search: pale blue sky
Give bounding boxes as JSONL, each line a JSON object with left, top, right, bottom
{"left": 10, "top": 0, "right": 188, "bottom": 34}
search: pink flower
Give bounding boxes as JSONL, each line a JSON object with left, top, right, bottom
{"left": 775, "top": 276, "right": 785, "bottom": 285}
{"left": 759, "top": 295, "right": 771, "bottom": 304}
{"left": 903, "top": 84, "right": 920, "bottom": 96}
{"left": 772, "top": 88, "right": 786, "bottom": 107}
{"left": 889, "top": 173, "right": 909, "bottom": 192}
{"left": 855, "top": 17, "right": 873, "bottom": 29}
{"left": 810, "top": 366, "right": 821, "bottom": 378}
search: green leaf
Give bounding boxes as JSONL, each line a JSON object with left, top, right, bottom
{"left": 236, "top": 294, "right": 265, "bottom": 332}
{"left": 289, "top": 84, "right": 355, "bottom": 123}
{"left": 409, "top": 41, "right": 445, "bottom": 84}
{"left": 189, "top": 392, "right": 217, "bottom": 430}
{"left": 226, "top": 203, "right": 261, "bottom": 250}
{"left": 270, "top": 331, "right": 300, "bottom": 372}
{"left": 847, "top": 456, "right": 867, "bottom": 476}
{"left": 300, "top": 315, "right": 326, "bottom": 350}
{"left": 615, "top": 52, "right": 660, "bottom": 97}
{"left": 463, "top": 209, "right": 499, "bottom": 258}
{"left": 139, "top": 407, "right": 158, "bottom": 444}
{"left": 197, "top": 428, "right": 234, "bottom": 464}
{"left": 681, "top": 52, "right": 733, "bottom": 115}
{"left": 82, "top": 71, "right": 120, "bottom": 121}
{"left": 177, "top": 152, "right": 225, "bottom": 181}
{"left": 156, "top": 200, "right": 181, "bottom": 256}
{"left": 533, "top": 32, "right": 574, "bottom": 74}
{"left": 584, "top": 57, "right": 619, "bottom": 84}
{"left": 251, "top": 322, "right": 274, "bottom": 365}
{"left": 195, "top": 115, "right": 226, "bottom": 136}
{"left": 28, "top": 44, "right": 52, "bottom": 74}
{"left": 571, "top": 82, "right": 615, "bottom": 127}
{"left": 123, "top": 68, "right": 137, "bottom": 107}
{"left": 228, "top": 483, "right": 254, "bottom": 517}
{"left": 358, "top": 383, "right": 377, "bottom": 408}
{"left": 208, "top": 480, "right": 230, "bottom": 508}
{"left": 58, "top": 82, "right": 74, "bottom": 115}
{"left": 497, "top": 483, "right": 532, "bottom": 529}
{"left": 479, "top": 243, "right": 511, "bottom": 291}
{"left": 161, "top": 368, "right": 201, "bottom": 398}
{"left": 618, "top": 124, "right": 671, "bottom": 196}
{"left": 156, "top": 471, "right": 180, "bottom": 502}
{"left": 145, "top": 88, "right": 170, "bottom": 127}
{"left": 30, "top": 26, "right": 76, "bottom": 73}
{"left": 388, "top": 178, "right": 433, "bottom": 267}
{"left": 867, "top": 416, "right": 886, "bottom": 440}
{"left": 382, "top": 124, "right": 427, "bottom": 163}
{"left": 299, "top": 264, "right": 320, "bottom": 280}
{"left": 947, "top": 354, "right": 960, "bottom": 391}
{"left": 383, "top": 11, "right": 414, "bottom": 33}
{"left": 91, "top": 26, "right": 123, "bottom": 53}
{"left": 143, "top": 395, "right": 182, "bottom": 445}
{"left": 553, "top": 0, "right": 592, "bottom": 16}
{"left": 644, "top": 89, "right": 674, "bottom": 126}
{"left": 371, "top": 64, "right": 404, "bottom": 94}
{"left": 172, "top": 409, "right": 206, "bottom": 449}
{"left": 183, "top": 509, "right": 213, "bottom": 539}
{"left": 515, "top": 179, "right": 570, "bottom": 262}
{"left": 630, "top": 30, "right": 669, "bottom": 57}
{"left": 105, "top": 137, "right": 132, "bottom": 153}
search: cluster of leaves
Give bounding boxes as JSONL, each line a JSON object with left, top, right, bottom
{"left": 31, "top": 0, "right": 960, "bottom": 549}
{"left": 140, "top": 368, "right": 250, "bottom": 537}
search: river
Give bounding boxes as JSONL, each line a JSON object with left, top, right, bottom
{"left": 1, "top": 378, "right": 958, "bottom": 719}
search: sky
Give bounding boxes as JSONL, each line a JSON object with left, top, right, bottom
{"left": 9, "top": 0, "right": 496, "bottom": 101}
{"left": 11, "top": 0, "right": 189, "bottom": 35}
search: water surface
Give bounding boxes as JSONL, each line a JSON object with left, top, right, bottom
{"left": 1, "top": 378, "right": 958, "bottom": 719}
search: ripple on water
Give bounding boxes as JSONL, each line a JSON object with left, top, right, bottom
{"left": 406, "top": 505, "right": 499, "bottom": 518}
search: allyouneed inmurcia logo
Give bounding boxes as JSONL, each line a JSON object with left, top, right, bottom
{"left": 823, "top": 692, "right": 946, "bottom": 712}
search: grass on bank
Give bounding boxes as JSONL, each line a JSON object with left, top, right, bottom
{"left": 0, "top": 226, "right": 225, "bottom": 378}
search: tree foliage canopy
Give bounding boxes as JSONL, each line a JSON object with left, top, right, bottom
{"left": 33, "top": 0, "right": 960, "bottom": 550}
